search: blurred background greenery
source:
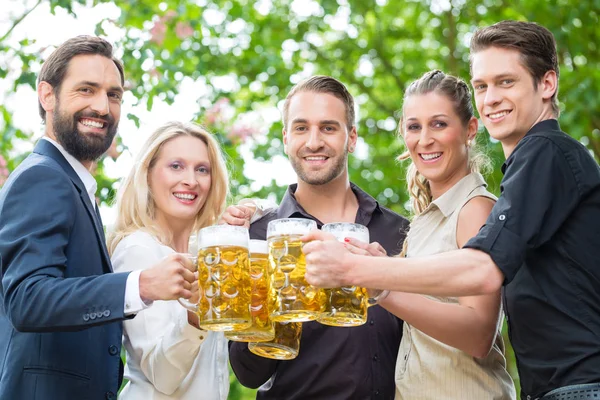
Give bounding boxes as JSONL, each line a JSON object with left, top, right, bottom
{"left": 2, "top": 0, "right": 599, "bottom": 398}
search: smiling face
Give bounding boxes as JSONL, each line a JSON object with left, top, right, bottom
{"left": 470, "top": 46, "right": 556, "bottom": 156}
{"left": 402, "top": 92, "right": 476, "bottom": 196}
{"left": 283, "top": 91, "right": 357, "bottom": 186}
{"left": 149, "top": 135, "right": 212, "bottom": 231}
{"left": 45, "top": 54, "right": 123, "bottom": 163}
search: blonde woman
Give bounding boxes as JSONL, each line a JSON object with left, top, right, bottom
{"left": 304, "top": 71, "right": 516, "bottom": 399}
{"left": 107, "top": 121, "right": 230, "bottom": 399}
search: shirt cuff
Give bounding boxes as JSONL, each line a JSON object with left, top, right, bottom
{"left": 177, "top": 313, "right": 208, "bottom": 343}
{"left": 464, "top": 222, "right": 525, "bottom": 285}
{"left": 124, "top": 270, "right": 153, "bottom": 316}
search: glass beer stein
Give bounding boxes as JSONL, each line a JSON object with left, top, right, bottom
{"left": 267, "top": 218, "right": 325, "bottom": 322}
{"left": 225, "top": 240, "right": 275, "bottom": 342}
{"left": 180, "top": 225, "right": 252, "bottom": 331}
{"left": 317, "top": 222, "right": 370, "bottom": 327}
{"left": 248, "top": 321, "right": 302, "bottom": 360}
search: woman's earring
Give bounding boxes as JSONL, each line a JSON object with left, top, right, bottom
{"left": 467, "top": 139, "right": 472, "bottom": 147}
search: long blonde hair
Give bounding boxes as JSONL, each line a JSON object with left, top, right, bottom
{"left": 107, "top": 121, "right": 229, "bottom": 254}
{"left": 398, "top": 70, "right": 491, "bottom": 256}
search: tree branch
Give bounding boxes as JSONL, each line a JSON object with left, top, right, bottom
{"left": 308, "top": 43, "right": 396, "bottom": 117}
{"left": 372, "top": 7, "right": 405, "bottom": 91}
{"left": 0, "top": 0, "right": 43, "bottom": 43}
{"left": 444, "top": 8, "right": 458, "bottom": 75}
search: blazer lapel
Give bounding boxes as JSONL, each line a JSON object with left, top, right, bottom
{"left": 33, "top": 140, "right": 113, "bottom": 272}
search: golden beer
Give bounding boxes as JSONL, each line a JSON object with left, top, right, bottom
{"left": 318, "top": 223, "right": 370, "bottom": 327}
{"left": 225, "top": 240, "right": 275, "bottom": 342}
{"left": 197, "top": 225, "right": 252, "bottom": 331}
{"left": 267, "top": 219, "right": 325, "bottom": 322}
{"left": 248, "top": 322, "right": 302, "bottom": 360}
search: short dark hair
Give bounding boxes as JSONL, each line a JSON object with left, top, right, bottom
{"left": 37, "top": 35, "right": 125, "bottom": 121}
{"left": 282, "top": 75, "right": 355, "bottom": 130}
{"left": 470, "top": 20, "right": 560, "bottom": 116}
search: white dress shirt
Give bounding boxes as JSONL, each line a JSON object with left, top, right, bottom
{"left": 112, "top": 230, "right": 229, "bottom": 400}
{"left": 42, "top": 136, "right": 147, "bottom": 315}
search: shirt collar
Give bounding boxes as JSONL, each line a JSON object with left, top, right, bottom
{"left": 430, "top": 172, "right": 487, "bottom": 217}
{"left": 276, "top": 182, "right": 381, "bottom": 226}
{"left": 42, "top": 136, "right": 97, "bottom": 206}
{"left": 501, "top": 119, "right": 561, "bottom": 174}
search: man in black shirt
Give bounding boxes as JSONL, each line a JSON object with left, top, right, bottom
{"left": 302, "top": 21, "right": 600, "bottom": 400}
{"left": 226, "top": 76, "right": 409, "bottom": 399}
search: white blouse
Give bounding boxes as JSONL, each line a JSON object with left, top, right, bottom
{"left": 112, "top": 231, "right": 229, "bottom": 400}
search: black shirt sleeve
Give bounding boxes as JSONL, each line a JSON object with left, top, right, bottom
{"left": 228, "top": 341, "right": 279, "bottom": 388}
{"left": 464, "top": 136, "right": 582, "bottom": 284}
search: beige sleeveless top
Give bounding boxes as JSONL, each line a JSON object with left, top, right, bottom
{"left": 395, "top": 173, "right": 516, "bottom": 400}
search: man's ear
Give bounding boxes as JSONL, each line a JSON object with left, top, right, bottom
{"left": 282, "top": 128, "right": 289, "bottom": 155}
{"left": 348, "top": 126, "right": 357, "bottom": 153}
{"left": 539, "top": 70, "right": 558, "bottom": 101}
{"left": 38, "top": 81, "right": 56, "bottom": 114}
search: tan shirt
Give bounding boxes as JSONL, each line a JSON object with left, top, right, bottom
{"left": 395, "top": 173, "right": 516, "bottom": 400}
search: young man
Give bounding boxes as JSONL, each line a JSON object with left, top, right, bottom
{"left": 303, "top": 21, "right": 600, "bottom": 400}
{"left": 0, "top": 36, "right": 196, "bottom": 400}
{"left": 226, "top": 76, "right": 409, "bottom": 399}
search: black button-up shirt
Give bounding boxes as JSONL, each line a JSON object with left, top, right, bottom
{"left": 465, "top": 120, "right": 600, "bottom": 399}
{"left": 229, "top": 183, "right": 409, "bottom": 399}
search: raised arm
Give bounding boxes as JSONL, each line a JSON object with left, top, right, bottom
{"left": 303, "top": 229, "right": 503, "bottom": 297}
{"left": 228, "top": 341, "right": 279, "bottom": 388}
{"left": 112, "top": 239, "right": 207, "bottom": 395}
{"left": 380, "top": 196, "right": 502, "bottom": 358}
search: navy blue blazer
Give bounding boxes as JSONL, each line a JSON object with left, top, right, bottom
{"left": 0, "top": 139, "right": 131, "bottom": 400}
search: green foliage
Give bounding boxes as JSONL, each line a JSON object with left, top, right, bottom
{"left": 2, "top": 1, "right": 599, "bottom": 398}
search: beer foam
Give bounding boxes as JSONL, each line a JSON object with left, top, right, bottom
{"left": 250, "top": 239, "right": 268, "bottom": 255}
{"left": 329, "top": 230, "right": 369, "bottom": 243}
{"left": 197, "top": 226, "right": 249, "bottom": 249}
{"left": 322, "top": 223, "right": 369, "bottom": 243}
{"left": 267, "top": 218, "right": 317, "bottom": 238}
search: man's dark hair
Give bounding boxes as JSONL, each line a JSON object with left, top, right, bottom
{"left": 37, "top": 35, "right": 125, "bottom": 121}
{"left": 470, "top": 20, "right": 560, "bottom": 116}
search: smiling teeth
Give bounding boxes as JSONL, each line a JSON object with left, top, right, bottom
{"left": 421, "top": 152, "right": 442, "bottom": 160}
{"left": 489, "top": 111, "right": 510, "bottom": 119}
{"left": 80, "top": 119, "right": 104, "bottom": 128}
{"left": 174, "top": 193, "right": 196, "bottom": 200}
{"left": 305, "top": 156, "right": 327, "bottom": 161}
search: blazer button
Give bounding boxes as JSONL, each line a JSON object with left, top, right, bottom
{"left": 83, "top": 313, "right": 90, "bottom": 321}
{"left": 108, "top": 345, "right": 119, "bottom": 356}
{"left": 90, "top": 312, "right": 97, "bottom": 320}
{"left": 105, "top": 391, "right": 116, "bottom": 400}
{"left": 103, "top": 310, "right": 111, "bottom": 317}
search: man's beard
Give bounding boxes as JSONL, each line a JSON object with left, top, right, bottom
{"left": 289, "top": 148, "right": 348, "bottom": 185}
{"left": 53, "top": 104, "right": 118, "bottom": 162}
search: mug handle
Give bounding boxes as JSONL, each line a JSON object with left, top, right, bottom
{"left": 178, "top": 253, "right": 199, "bottom": 312}
{"left": 177, "top": 297, "right": 198, "bottom": 312}
{"left": 367, "top": 289, "right": 390, "bottom": 306}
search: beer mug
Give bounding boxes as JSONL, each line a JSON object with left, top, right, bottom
{"left": 180, "top": 225, "right": 252, "bottom": 331}
{"left": 267, "top": 218, "right": 325, "bottom": 322}
{"left": 248, "top": 322, "right": 302, "bottom": 360}
{"left": 317, "top": 222, "right": 370, "bottom": 327}
{"left": 225, "top": 240, "right": 275, "bottom": 342}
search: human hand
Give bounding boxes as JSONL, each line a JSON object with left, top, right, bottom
{"left": 342, "top": 237, "right": 387, "bottom": 257}
{"left": 139, "top": 253, "right": 196, "bottom": 301}
{"left": 218, "top": 204, "right": 256, "bottom": 229}
{"left": 301, "top": 229, "right": 355, "bottom": 288}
